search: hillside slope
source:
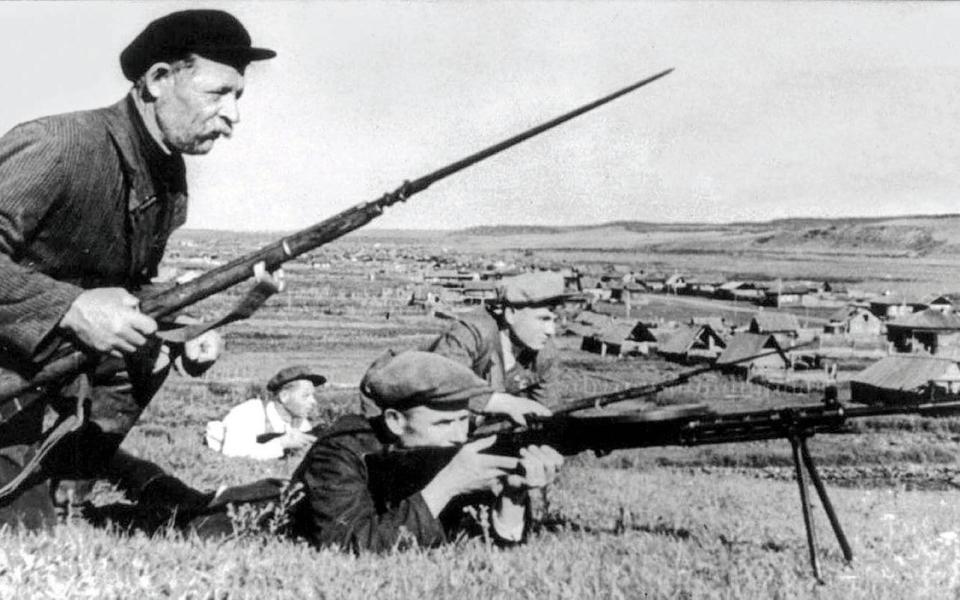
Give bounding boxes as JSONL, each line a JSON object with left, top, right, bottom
{"left": 448, "top": 214, "right": 960, "bottom": 258}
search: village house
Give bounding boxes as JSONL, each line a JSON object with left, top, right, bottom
{"left": 581, "top": 321, "right": 648, "bottom": 357}
{"left": 577, "top": 276, "right": 612, "bottom": 304}
{"left": 715, "top": 333, "right": 789, "bottom": 376}
{"left": 664, "top": 273, "right": 687, "bottom": 294}
{"left": 849, "top": 355, "right": 960, "bottom": 405}
{"left": 924, "top": 295, "right": 954, "bottom": 315}
{"left": 685, "top": 281, "right": 721, "bottom": 298}
{"left": 868, "top": 297, "right": 926, "bottom": 320}
{"left": 609, "top": 282, "right": 647, "bottom": 303}
{"left": 691, "top": 316, "right": 729, "bottom": 336}
{"left": 761, "top": 283, "right": 813, "bottom": 308}
{"left": 428, "top": 269, "right": 480, "bottom": 288}
{"left": 715, "top": 281, "right": 766, "bottom": 302}
{"left": 885, "top": 309, "right": 960, "bottom": 356}
{"left": 560, "top": 268, "right": 581, "bottom": 292}
{"left": 562, "top": 310, "right": 612, "bottom": 338}
{"left": 748, "top": 312, "right": 802, "bottom": 338}
{"left": 657, "top": 324, "right": 726, "bottom": 364}
{"left": 408, "top": 286, "right": 442, "bottom": 308}
{"left": 824, "top": 305, "right": 883, "bottom": 337}
{"left": 639, "top": 274, "right": 667, "bottom": 292}
{"left": 460, "top": 281, "right": 498, "bottom": 305}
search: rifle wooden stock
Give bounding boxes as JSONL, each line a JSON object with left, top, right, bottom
{"left": 0, "top": 68, "right": 674, "bottom": 411}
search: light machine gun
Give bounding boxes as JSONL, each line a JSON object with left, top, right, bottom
{"left": 366, "top": 397, "right": 960, "bottom": 581}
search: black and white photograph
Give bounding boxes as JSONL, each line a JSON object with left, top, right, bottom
{"left": 1, "top": 2, "right": 959, "bottom": 598}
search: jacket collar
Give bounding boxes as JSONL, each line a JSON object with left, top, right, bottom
{"left": 101, "top": 93, "right": 185, "bottom": 212}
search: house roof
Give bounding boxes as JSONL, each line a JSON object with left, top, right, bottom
{"left": 887, "top": 308, "right": 960, "bottom": 331}
{"left": 665, "top": 274, "right": 686, "bottom": 285}
{"left": 566, "top": 322, "right": 599, "bottom": 337}
{"left": 579, "top": 277, "right": 602, "bottom": 290}
{"left": 766, "top": 284, "right": 811, "bottom": 296}
{"left": 828, "top": 305, "right": 877, "bottom": 323}
{"left": 869, "top": 297, "right": 927, "bottom": 307}
{"left": 462, "top": 281, "right": 497, "bottom": 291}
{"left": 658, "top": 324, "right": 723, "bottom": 355}
{"left": 576, "top": 311, "right": 612, "bottom": 328}
{"left": 715, "top": 333, "right": 786, "bottom": 366}
{"left": 630, "top": 321, "right": 663, "bottom": 343}
{"left": 850, "top": 355, "right": 960, "bottom": 391}
{"left": 596, "top": 322, "right": 640, "bottom": 345}
{"left": 691, "top": 316, "right": 726, "bottom": 331}
{"left": 657, "top": 325, "right": 700, "bottom": 355}
{"left": 750, "top": 312, "right": 801, "bottom": 333}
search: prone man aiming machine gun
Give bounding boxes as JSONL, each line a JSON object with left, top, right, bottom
{"left": 367, "top": 394, "right": 960, "bottom": 581}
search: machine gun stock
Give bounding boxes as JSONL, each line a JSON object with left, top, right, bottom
{"left": 366, "top": 398, "right": 960, "bottom": 581}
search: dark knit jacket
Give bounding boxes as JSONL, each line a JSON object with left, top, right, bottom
{"left": 290, "top": 415, "right": 449, "bottom": 552}
{"left": 0, "top": 94, "right": 187, "bottom": 364}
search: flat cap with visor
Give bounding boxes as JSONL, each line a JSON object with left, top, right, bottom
{"left": 267, "top": 366, "right": 326, "bottom": 393}
{"left": 496, "top": 272, "right": 578, "bottom": 307}
{"left": 120, "top": 9, "right": 276, "bottom": 81}
{"left": 361, "top": 350, "right": 493, "bottom": 412}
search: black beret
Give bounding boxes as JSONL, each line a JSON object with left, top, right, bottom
{"left": 267, "top": 366, "right": 326, "bottom": 393}
{"left": 120, "top": 9, "right": 276, "bottom": 81}
{"left": 361, "top": 350, "right": 492, "bottom": 412}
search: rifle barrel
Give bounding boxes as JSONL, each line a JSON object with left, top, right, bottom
{"left": 142, "top": 68, "right": 673, "bottom": 319}
{"left": 556, "top": 339, "right": 816, "bottom": 415}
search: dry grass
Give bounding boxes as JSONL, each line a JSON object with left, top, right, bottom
{"left": 6, "top": 230, "right": 960, "bottom": 598}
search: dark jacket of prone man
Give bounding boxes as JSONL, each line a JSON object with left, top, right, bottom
{"left": 290, "top": 351, "right": 523, "bottom": 552}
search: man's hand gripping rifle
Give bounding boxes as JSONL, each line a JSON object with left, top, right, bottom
{"left": 367, "top": 372, "right": 960, "bottom": 581}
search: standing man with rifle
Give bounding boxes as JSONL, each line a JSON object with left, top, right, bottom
{"left": 0, "top": 9, "right": 274, "bottom": 529}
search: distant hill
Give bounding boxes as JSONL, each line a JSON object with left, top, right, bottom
{"left": 459, "top": 214, "right": 960, "bottom": 235}
{"left": 447, "top": 214, "right": 960, "bottom": 258}
{"left": 172, "top": 213, "right": 960, "bottom": 258}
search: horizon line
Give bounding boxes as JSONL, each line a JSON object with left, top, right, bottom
{"left": 177, "top": 211, "right": 960, "bottom": 234}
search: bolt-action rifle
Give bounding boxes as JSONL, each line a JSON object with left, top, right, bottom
{"left": 0, "top": 69, "right": 673, "bottom": 504}
{"left": 366, "top": 396, "right": 960, "bottom": 581}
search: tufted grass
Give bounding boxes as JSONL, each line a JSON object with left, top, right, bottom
{"left": 3, "top": 468, "right": 960, "bottom": 599}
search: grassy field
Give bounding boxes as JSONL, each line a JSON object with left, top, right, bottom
{"left": 5, "top": 468, "right": 960, "bottom": 599}
{"left": 5, "top": 228, "right": 960, "bottom": 598}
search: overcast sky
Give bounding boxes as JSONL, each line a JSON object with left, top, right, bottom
{"left": 1, "top": 1, "right": 957, "bottom": 231}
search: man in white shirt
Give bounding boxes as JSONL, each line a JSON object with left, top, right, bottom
{"left": 206, "top": 366, "right": 325, "bottom": 460}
